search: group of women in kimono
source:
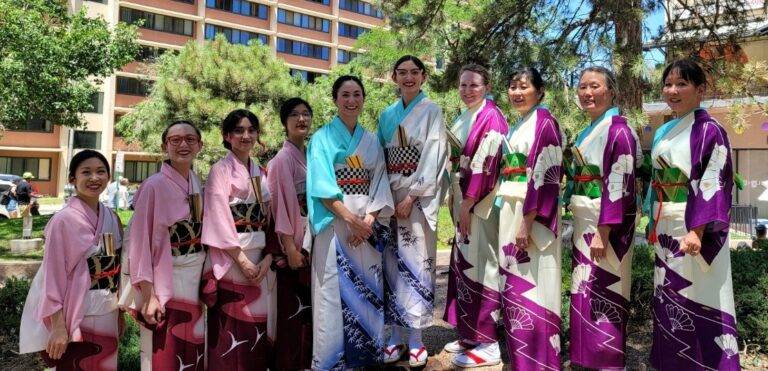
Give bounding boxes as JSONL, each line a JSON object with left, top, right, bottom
{"left": 18, "top": 55, "right": 739, "bottom": 371}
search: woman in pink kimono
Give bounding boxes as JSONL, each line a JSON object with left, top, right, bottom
{"left": 649, "top": 59, "right": 740, "bottom": 370}
{"left": 443, "top": 63, "right": 509, "bottom": 368}
{"left": 267, "top": 97, "right": 313, "bottom": 370}
{"left": 201, "top": 109, "right": 279, "bottom": 370}
{"left": 120, "top": 120, "right": 206, "bottom": 370}
{"left": 20, "top": 149, "right": 124, "bottom": 370}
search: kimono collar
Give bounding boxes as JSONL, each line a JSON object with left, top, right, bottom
{"left": 378, "top": 91, "right": 426, "bottom": 144}
{"left": 330, "top": 116, "right": 364, "bottom": 158}
{"left": 68, "top": 195, "right": 100, "bottom": 230}
{"left": 509, "top": 104, "right": 543, "bottom": 136}
{"left": 652, "top": 107, "right": 701, "bottom": 149}
{"left": 160, "top": 161, "right": 190, "bottom": 195}
{"left": 575, "top": 106, "right": 619, "bottom": 146}
{"left": 283, "top": 140, "right": 307, "bottom": 166}
{"left": 225, "top": 150, "right": 259, "bottom": 177}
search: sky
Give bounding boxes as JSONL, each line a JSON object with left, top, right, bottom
{"left": 643, "top": 6, "right": 667, "bottom": 68}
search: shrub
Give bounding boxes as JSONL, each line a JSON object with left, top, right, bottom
{"left": 731, "top": 248, "right": 768, "bottom": 349}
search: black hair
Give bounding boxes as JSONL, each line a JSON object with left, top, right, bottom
{"left": 69, "top": 149, "right": 110, "bottom": 182}
{"left": 221, "top": 109, "right": 262, "bottom": 150}
{"left": 661, "top": 59, "right": 707, "bottom": 87}
{"left": 459, "top": 63, "right": 491, "bottom": 86}
{"left": 332, "top": 75, "right": 366, "bottom": 100}
{"left": 161, "top": 120, "right": 201, "bottom": 143}
{"left": 392, "top": 55, "right": 427, "bottom": 75}
{"left": 509, "top": 67, "right": 545, "bottom": 100}
{"left": 279, "top": 97, "right": 313, "bottom": 126}
{"left": 580, "top": 66, "right": 618, "bottom": 104}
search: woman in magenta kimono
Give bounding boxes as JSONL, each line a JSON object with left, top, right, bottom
{"left": 497, "top": 67, "right": 563, "bottom": 370}
{"left": 568, "top": 66, "right": 640, "bottom": 370}
{"left": 201, "top": 109, "right": 279, "bottom": 370}
{"left": 121, "top": 120, "right": 206, "bottom": 370}
{"left": 649, "top": 59, "right": 740, "bottom": 370}
{"left": 20, "top": 149, "right": 124, "bottom": 370}
{"left": 443, "top": 63, "right": 509, "bottom": 368}
{"left": 267, "top": 97, "right": 313, "bottom": 370}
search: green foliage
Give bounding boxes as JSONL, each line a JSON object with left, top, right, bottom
{"left": 118, "top": 314, "right": 141, "bottom": 371}
{"left": 0, "top": 276, "right": 30, "bottom": 341}
{"left": 0, "top": 0, "right": 139, "bottom": 128}
{"left": 0, "top": 214, "right": 51, "bottom": 260}
{"left": 731, "top": 248, "right": 768, "bottom": 349}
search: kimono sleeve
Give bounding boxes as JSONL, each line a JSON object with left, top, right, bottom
{"left": 202, "top": 163, "right": 239, "bottom": 250}
{"left": 267, "top": 154, "right": 299, "bottom": 242}
{"left": 409, "top": 106, "right": 449, "bottom": 198}
{"left": 366, "top": 140, "right": 395, "bottom": 218}
{"left": 598, "top": 121, "right": 638, "bottom": 227}
{"left": 128, "top": 181, "right": 172, "bottom": 292}
{"left": 686, "top": 120, "right": 733, "bottom": 232}
{"left": 465, "top": 111, "right": 507, "bottom": 201}
{"left": 38, "top": 216, "right": 70, "bottom": 320}
{"left": 306, "top": 130, "right": 344, "bottom": 233}
{"left": 522, "top": 112, "right": 563, "bottom": 233}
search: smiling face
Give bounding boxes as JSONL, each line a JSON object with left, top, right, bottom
{"left": 662, "top": 68, "right": 704, "bottom": 114}
{"left": 578, "top": 71, "right": 614, "bottom": 120}
{"left": 162, "top": 123, "right": 202, "bottom": 167}
{"left": 458, "top": 70, "right": 488, "bottom": 108}
{"left": 285, "top": 103, "right": 312, "bottom": 141}
{"left": 71, "top": 157, "right": 109, "bottom": 200}
{"left": 393, "top": 60, "right": 426, "bottom": 99}
{"left": 508, "top": 75, "right": 541, "bottom": 115}
{"left": 334, "top": 80, "right": 365, "bottom": 121}
{"left": 225, "top": 117, "right": 258, "bottom": 156}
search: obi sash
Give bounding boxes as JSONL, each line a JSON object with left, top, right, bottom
{"left": 169, "top": 219, "right": 205, "bottom": 257}
{"left": 501, "top": 153, "right": 527, "bottom": 182}
{"left": 572, "top": 164, "right": 602, "bottom": 199}
{"left": 297, "top": 192, "right": 308, "bottom": 217}
{"left": 385, "top": 146, "right": 421, "bottom": 176}
{"left": 231, "top": 202, "right": 267, "bottom": 233}
{"left": 335, "top": 167, "right": 371, "bottom": 195}
{"left": 651, "top": 167, "right": 688, "bottom": 203}
{"left": 88, "top": 251, "right": 121, "bottom": 292}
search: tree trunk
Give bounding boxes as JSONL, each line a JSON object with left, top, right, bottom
{"left": 612, "top": 1, "right": 644, "bottom": 112}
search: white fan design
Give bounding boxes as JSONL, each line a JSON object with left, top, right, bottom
{"left": 506, "top": 307, "right": 534, "bottom": 331}
{"left": 571, "top": 263, "right": 594, "bottom": 296}
{"left": 469, "top": 131, "right": 504, "bottom": 174}
{"left": 531, "top": 145, "right": 562, "bottom": 190}
{"left": 653, "top": 267, "right": 666, "bottom": 301}
{"left": 700, "top": 144, "right": 728, "bottom": 201}
{"left": 714, "top": 333, "right": 739, "bottom": 359}
{"left": 549, "top": 334, "right": 561, "bottom": 353}
{"left": 591, "top": 298, "right": 621, "bottom": 324}
{"left": 607, "top": 154, "right": 634, "bottom": 202}
{"left": 665, "top": 304, "right": 695, "bottom": 332}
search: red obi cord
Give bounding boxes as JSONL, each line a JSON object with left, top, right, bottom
{"left": 234, "top": 219, "right": 264, "bottom": 229}
{"left": 648, "top": 181, "right": 687, "bottom": 244}
{"left": 171, "top": 237, "right": 201, "bottom": 248}
{"left": 502, "top": 167, "right": 526, "bottom": 176}
{"left": 573, "top": 175, "right": 601, "bottom": 182}
{"left": 92, "top": 264, "right": 120, "bottom": 280}
{"left": 387, "top": 163, "right": 418, "bottom": 172}
{"left": 337, "top": 178, "right": 370, "bottom": 186}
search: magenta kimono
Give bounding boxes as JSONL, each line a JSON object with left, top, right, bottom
{"left": 20, "top": 197, "right": 122, "bottom": 370}
{"left": 121, "top": 162, "right": 206, "bottom": 370}
{"left": 201, "top": 152, "right": 278, "bottom": 370}
{"left": 267, "top": 141, "right": 312, "bottom": 370}
{"left": 569, "top": 107, "right": 640, "bottom": 369}
{"left": 444, "top": 99, "right": 509, "bottom": 344}
{"left": 649, "top": 108, "right": 739, "bottom": 370}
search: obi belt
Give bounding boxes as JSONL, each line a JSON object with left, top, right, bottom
{"left": 169, "top": 219, "right": 205, "bottom": 257}
{"left": 501, "top": 153, "right": 527, "bottom": 182}
{"left": 231, "top": 202, "right": 267, "bottom": 233}
{"left": 297, "top": 192, "right": 308, "bottom": 217}
{"left": 335, "top": 167, "right": 371, "bottom": 196}
{"left": 572, "top": 164, "right": 602, "bottom": 199}
{"left": 385, "top": 146, "right": 420, "bottom": 176}
{"left": 88, "top": 251, "right": 121, "bottom": 292}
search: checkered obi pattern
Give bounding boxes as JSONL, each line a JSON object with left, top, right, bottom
{"left": 652, "top": 167, "right": 688, "bottom": 202}
{"left": 169, "top": 219, "right": 205, "bottom": 257}
{"left": 297, "top": 192, "right": 308, "bottom": 217}
{"left": 88, "top": 251, "right": 121, "bottom": 292}
{"left": 335, "top": 167, "right": 371, "bottom": 195}
{"left": 572, "top": 164, "right": 602, "bottom": 199}
{"left": 231, "top": 202, "right": 267, "bottom": 233}
{"left": 501, "top": 153, "right": 528, "bottom": 182}
{"left": 385, "top": 146, "right": 421, "bottom": 176}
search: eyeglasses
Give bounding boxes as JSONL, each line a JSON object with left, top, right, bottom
{"left": 288, "top": 111, "right": 312, "bottom": 119}
{"left": 166, "top": 135, "right": 200, "bottom": 146}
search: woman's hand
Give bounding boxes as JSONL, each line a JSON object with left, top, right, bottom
{"left": 236, "top": 252, "right": 261, "bottom": 281}
{"left": 45, "top": 324, "right": 69, "bottom": 360}
{"left": 395, "top": 196, "right": 415, "bottom": 219}
{"left": 141, "top": 294, "right": 164, "bottom": 325}
{"left": 458, "top": 198, "right": 474, "bottom": 238}
{"left": 681, "top": 229, "right": 703, "bottom": 256}
{"left": 252, "top": 254, "right": 273, "bottom": 284}
{"left": 286, "top": 247, "right": 306, "bottom": 269}
{"left": 590, "top": 226, "right": 611, "bottom": 263}
{"left": 345, "top": 214, "right": 373, "bottom": 247}
{"left": 515, "top": 212, "right": 536, "bottom": 250}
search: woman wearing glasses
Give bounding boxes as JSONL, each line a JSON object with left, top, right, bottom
{"left": 201, "top": 109, "right": 278, "bottom": 369}
{"left": 121, "top": 120, "right": 206, "bottom": 370}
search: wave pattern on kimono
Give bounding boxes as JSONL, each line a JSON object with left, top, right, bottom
{"left": 569, "top": 109, "right": 640, "bottom": 369}
{"left": 443, "top": 99, "right": 508, "bottom": 343}
{"left": 649, "top": 109, "right": 739, "bottom": 371}
{"left": 497, "top": 107, "right": 563, "bottom": 370}
{"left": 378, "top": 94, "right": 448, "bottom": 330}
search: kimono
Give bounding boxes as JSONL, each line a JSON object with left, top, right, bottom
{"left": 307, "top": 116, "right": 394, "bottom": 370}
{"left": 496, "top": 106, "right": 563, "bottom": 370}
{"left": 443, "top": 99, "right": 509, "bottom": 344}
{"left": 20, "top": 196, "right": 122, "bottom": 370}
{"left": 200, "top": 152, "right": 278, "bottom": 370}
{"left": 377, "top": 92, "right": 449, "bottom": 330}
{"left": 648, "top": 108, "right": 740, "bottom": 370}
{"left": 120, "top": 162, "right": 206, "bottom": 370}
{"left": 568, "top": 107, "right": 640, "bottom": 369}
{"left": 267, "top": 141, "right": 313, "bottom": 370}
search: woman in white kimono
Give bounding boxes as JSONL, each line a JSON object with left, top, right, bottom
{"left": 497, "top": 67, "right": 563, "bottom": 371}
{"left": 307, "top": 75, "right": 395, "bottom": 370}
{"left": 648, "top": 59, "right": 740, "bottom": 370}
{"left": 378, "top": 55, "right": 448, "bottom": 367}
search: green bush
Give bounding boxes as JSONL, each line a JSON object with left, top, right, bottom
{"left": 0, "top": 276, "right": 30, "bottom": 344}
{"left": 731, "top": 248, "right": 768, "bottom": 349}
{"left": 119, "top": 314, "right": 141, "bottom": 371}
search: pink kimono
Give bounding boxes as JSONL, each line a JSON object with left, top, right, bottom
{"left": 201, "top": 151, "right": 279, "bottom": 370}
{"left": 19, "top": 196, "right": 122, "bottom": 370}
{"left": 267, "top": 141, "right": 312, "bottom": 370}
{"left": 122, "top": 162, "right": 206, "bottom": 370}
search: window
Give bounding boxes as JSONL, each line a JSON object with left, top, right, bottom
{"left": 85, "top": 0, "right": 107, "bottom": 3}
{"left": 116, "top": 76, "right": 152, "bottom": 96}
{"left": 205, "top": 24, "right": 268, "bottom": 45}
{"left": 174, "top": 0, "right": 195, "bottom": 3}
{"left": 337, "top": 49, "right": 358, "bottom": 64}
{"left": 124, "top": 160, "right": 160, "bottom": 183}
{"left": 136, "top": 45, "right": 174, "bottom": 62}
{"left": 73, "top": 131, "right": 102, "bottom": 150}
{"left": 9, "top": 119, "right": 53, "bottom": 133}
{"left": 0, "top": 157, "right": 51, "bottom": 181}
{"left": 85, "top": 92, "right": 104, "bottom": 113}
{"left": 338, "top": 23, "right": 369, "bottom": 39}
{"left": 339, "top": 0, "right": 383, "bottom": 18}
{"left": 306, "top": 0, "right": 330, "bottom": 4}
{"left": 206, "top": 0, "right": 268, "bottom": 19}
{"left": 277, "top": 9, "right": 330, "bottom": 33}
{"left": 290, "top": 69, "right": 323, "bottom": 83}
{"left": 277, "top": 38, "right": 329, "bottom": 60}
{"left": 119, "top": 7, "right": 195, "bottom": 36}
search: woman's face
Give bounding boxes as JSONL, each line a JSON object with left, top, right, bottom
{"left": 285, "top": 103, "right": 312, "bottom": 141}
{"left": 578, "top": 71, "right": 613, "bottom": 119}
{"left": 508, "top": 75, "right": 541, "bottom": 114}
{"left": 662, "top": 68, "right": 704, "bottom": 114}
{"left": 335, "top": 80, "right": 365, "bottom": 119}
{"left": 225, "top": 117, "right": 258, "bottom": 154}
{"left": 458, "top": 71, "right": 488, "bottom": 108}
{"left": 71, "top": 157, "right": 109, "bottom": 200}
{"left": 162, "top": 124, "right": 202, "bottom": 166}
{"left": 393, "top": 60, "right": 426, "bottom": 98}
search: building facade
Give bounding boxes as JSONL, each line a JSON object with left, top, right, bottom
{"left": 0, "top": 0, "right": 384, "bottom": 196}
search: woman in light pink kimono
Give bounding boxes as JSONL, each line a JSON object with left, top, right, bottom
{"left": 120, "top": 120, "right": 206, "bottom": 370}
{"left": 267, "top": 97, "right": 313, "bottom": 370}
{"left": 201, "top": 109, "right": 279, "bottom": 370}
{"left": 649, "top": 59, "right": 740, "bottom": 371}
{"left": 20, "top": 149, "right": 124, "bottom": 370}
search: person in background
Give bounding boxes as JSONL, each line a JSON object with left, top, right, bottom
{"left": 102, "top": 178, "right": 130, "bottom": 210}
{"left": 7, "top": 179, "right": 20, "bottom": 218}
{"left": 753, "top": 224, "right": 767, "bottom": 250}
{"left": 16, "top": 172, "right": 38, "bottom": 237}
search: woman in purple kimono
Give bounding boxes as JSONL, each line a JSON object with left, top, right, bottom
{"left": 569, "top": 66, "right": 640, "bottom": 370}
{"left": 443, "top": 64, "right": 509, "bottom": 368}
{"left": 497, "top": 67, "right": 563, "bottom": 370}
{"left": 648, "top": 59, "right": 739, "bottom": 370}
